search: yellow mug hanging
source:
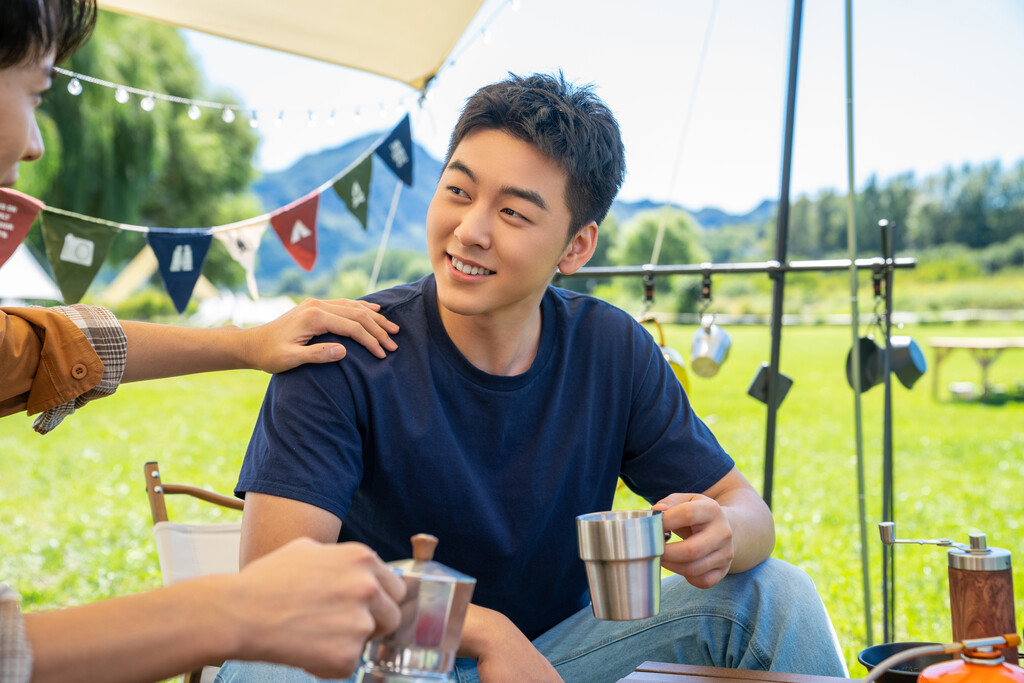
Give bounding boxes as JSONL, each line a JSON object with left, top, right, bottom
{"left": 639, "top": 315, "right": 691, "bottom": 396}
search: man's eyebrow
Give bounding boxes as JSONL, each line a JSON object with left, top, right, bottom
{"left": 499, "top": 185, "right": 549, "bottom": 212}
{"left": 444, "top": 158, "right": 549, "bottom": 212}
{"left": 446, "top": 159, "right": 476, "bottom": 183}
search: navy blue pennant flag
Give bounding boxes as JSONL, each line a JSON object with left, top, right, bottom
{"left": 146, "top": 230, "right": 212, "bottom": 313}
{"left": 375, "top": 114, "right": 413, "bottom": 186}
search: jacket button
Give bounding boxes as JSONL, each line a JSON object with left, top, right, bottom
{"left": 71, "top": 363, "right": 88, "bottom": 379}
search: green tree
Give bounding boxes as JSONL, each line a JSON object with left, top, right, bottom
{"left": 559, "top": 213, "right": 620, "bottom": 295}
{"left": 814, "top": 189, "right": 847, "bottom": 255}
{"left": 991, "top": 161, "right": 1024, "bottom": 245}
{"left": 788, "top": 194, "right": 817, "bottom": 258}
{"left": 20, "top": 11, "right": 260, "bottom": 288}
{"left": 613, "top": 208, "right": 706, "bottom": 267}
{"left": 329, "top": 249, "right": 432, "bottom": 295}
{"left": 610, "top": 208, "right": 708, "bottom": 312}
{"left": 589, "top": 213, "right": 620, "bottom": 268}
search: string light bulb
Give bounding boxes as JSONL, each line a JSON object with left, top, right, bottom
{"left": 328, "top": 109, "right": 337, "bottom": 125}
{"left": 307, "top": 110, "right": 316, "bottom": 127}
{"left": 248, "top": 111, "right": 259, "bottom": 128}
{"left": 481, "top": 28, "right": 493, "bottom": 44}
{"left": 221, "top": 108, "right": 235, "bottom": 123}
{"left": 115, "top": 87, "right": 130, "bottom": 104}
{"left": 353, "top": 106, "right": 361, "bottom": 122}
{"left": 275, "top": 111, "right": 285, "bottom": 127}
{"left": 140, "top": 95, "right": 156, "bottom": 111}
{"left": 187, "top": 104, "right": 202, "bottom": 120}
{"left": 67, "top": 78, "right": 83, "bottom": 95}
{"left": 378, "top": 102, "right": 387, "bottom": 118}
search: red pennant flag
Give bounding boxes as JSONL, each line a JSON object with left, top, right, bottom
{"left": 0, "top": 189, "right": 45, "bottom": 268}
{"left": 270, "top": 192, "right": 320, "bottom": 272}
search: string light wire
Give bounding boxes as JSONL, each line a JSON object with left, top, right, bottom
{"left": 50, "top": 0, "right": 521, "bottom": 129}
{"left": 650, "top": 0, "right": 719, "bottom": 267}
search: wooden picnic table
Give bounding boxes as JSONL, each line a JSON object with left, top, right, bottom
{"left": 927, "top": 337, "right": 1024, "bottom": 400}
{"left": 617, "top": 662, "right": 852, "bottom": 683}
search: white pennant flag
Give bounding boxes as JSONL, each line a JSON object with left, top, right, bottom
{"left": 215, "top": 220, "right": 268, "bottom": 300}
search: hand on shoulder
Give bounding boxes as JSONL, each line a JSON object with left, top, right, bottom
{"left": 243, "top": 298, "right": 400, "bottom": 374}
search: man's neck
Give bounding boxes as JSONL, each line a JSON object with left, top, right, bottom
{"left": 438, "top": 302, "right": 544, "bottom": 377}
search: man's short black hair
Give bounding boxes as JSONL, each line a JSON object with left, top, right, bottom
{"left": 444, "top": 72, "right": 626, "bottom": 238}
{"left": 0, "top": 0, "right": 97, "bottom": 69}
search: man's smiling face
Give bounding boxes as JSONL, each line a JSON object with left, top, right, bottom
{"left": 426, "top": 127, "right": 580, "bottom": 324}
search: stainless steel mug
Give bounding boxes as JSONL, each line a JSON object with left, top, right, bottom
{"left": 576, "top": 510, "right": 665, "bottom": 620}
{"left": 691, "top": 314, "right": 732, "bottom": 378}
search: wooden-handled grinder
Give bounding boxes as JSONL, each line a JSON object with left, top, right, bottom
{"left": 879, "top": 522, "right": 1018, "bottom": 661}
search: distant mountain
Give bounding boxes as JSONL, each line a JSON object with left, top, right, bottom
{"left": 252, "top": 132, "right": 440, "bottom": 283}
{"left": 250, "top": 135, "right": 776, "bottom": 284}
{"left": 609, "top": 197, "right": 776, "bottom": 228}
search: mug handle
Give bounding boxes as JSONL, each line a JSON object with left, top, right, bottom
{"left": 639, "top": 314, "right": 667, "bottom": 348}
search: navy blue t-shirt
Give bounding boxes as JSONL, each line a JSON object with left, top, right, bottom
{"left": 238, "top": 275, "right": 733, "bottom": 640}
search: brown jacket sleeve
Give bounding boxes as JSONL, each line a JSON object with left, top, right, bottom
{"left": 0, "top": 307, "right": 103, "bottom": 417}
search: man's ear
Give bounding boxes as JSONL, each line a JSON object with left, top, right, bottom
{"left": 557, "top": 222, "right": 598, "bottom": 275}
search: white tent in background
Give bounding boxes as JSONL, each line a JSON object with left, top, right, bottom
{"left": 0, "top": 245, "right": 62, "bottom": 304}
{"left": 96, "top": 0, "right": 486, "bottom": 91}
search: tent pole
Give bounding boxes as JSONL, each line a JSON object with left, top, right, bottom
{"left": 367, "top": 180, "right": 404, "bottom": 294}
{"left": 880, "top": 221, "right": 896, "bottom": 642}
{"left": 845, "top": 0, "right": 873, "bottom": 648}
{"left": 763, "top": 0, "right": 803, "bottom": 509}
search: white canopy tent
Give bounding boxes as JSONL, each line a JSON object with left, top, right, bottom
{"left": 0, "top": 245, "right": 62, "bottom": 304}
{"left": 83, "top": 0, "right": 486, "bottom": 314}
{"left": 96, "top": 0, "right": 487, "bottom": 91}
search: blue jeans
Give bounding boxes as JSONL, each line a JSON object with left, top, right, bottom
{"left": 215, "top": 559, "right": 847, "bottom": 682}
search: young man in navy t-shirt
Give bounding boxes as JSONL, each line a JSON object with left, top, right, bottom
{"left": 220, "top": 74, "right": 847, "bottom": 683}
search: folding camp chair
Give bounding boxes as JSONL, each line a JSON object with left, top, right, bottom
{"left": 143, "top": 461, "right": 244, "bottom": 683}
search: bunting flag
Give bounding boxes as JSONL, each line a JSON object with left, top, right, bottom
{"left": 7, "top": 116, "right": 414, "bottom": 309}
{"left": 146, "top": 229, "right": 213, "bottom": 313}
{"left": 0, "top": 189, "right": 45, "bottom": 268}
{"left": 214, "top": 220, "right": 268, "bottom": 300}
{"left": 270, "top": 192, "right": 320, "bottom": 272}
{"left": 332, "top": 154, "right": 373, "bottom": 231}
{"left": 40, "top": 209, "right": 119, "bottom": 304}
{"left": 375, "top": 114, "right": 413, "bottom": 187}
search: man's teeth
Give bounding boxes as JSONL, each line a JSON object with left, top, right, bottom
{"left": 452, "top": 256, "right": 494, "bottom": 276}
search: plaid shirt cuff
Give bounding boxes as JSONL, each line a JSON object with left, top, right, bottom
{"left": 33, "top": 304, "right": 127, "bottom": 435}
{"left": 0, "top": 585, "right": 32, "bottom": 683}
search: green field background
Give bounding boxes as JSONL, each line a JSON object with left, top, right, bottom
{"left": 2, "top": 321, "right": 1022, "bottom": 675}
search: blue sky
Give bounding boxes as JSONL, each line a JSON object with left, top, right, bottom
{"left": 185, "top": 0, "right": 1024, "bottom": 214}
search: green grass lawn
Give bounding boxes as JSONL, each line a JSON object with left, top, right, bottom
{"left": 2, "top": 321, "right": 1023, "bottom": 675}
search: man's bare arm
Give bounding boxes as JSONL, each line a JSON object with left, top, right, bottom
{"left": 121, "top": 298, "right": 399, "bottom": 382}
{"left": 25, "top": 538, "right": 404, "bottom": 683}
{"left": 239, "top": 492, "right": 343, "bottom": 567}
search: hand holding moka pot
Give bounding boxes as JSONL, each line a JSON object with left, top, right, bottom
{"left": 357, "top": 534, "right": 476, "bottom": 683}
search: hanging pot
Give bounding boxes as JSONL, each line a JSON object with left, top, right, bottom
{"left": 891, "top": 335, "right": 927, "bottom": 389}
{"left": 846, "top": 336, "right": 884, "bottom": 392}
